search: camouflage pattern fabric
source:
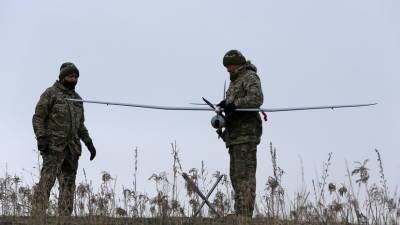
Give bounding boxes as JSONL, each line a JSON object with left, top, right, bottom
{"left": 223, "top": 61, "right": 263, "bottom": 147}
{"left": 229, "top": 143, "right": 257, "bottom": 217}
{"left": 32, "top": 81, "right": 92, "bottom": 155}
{"left": 31, "top": 146, "right": 79, "bottom": 217}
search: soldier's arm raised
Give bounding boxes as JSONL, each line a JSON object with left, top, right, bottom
{"left": 234, "top": 74, "right": 264, "bottom": 108}
{"left": 32, "top": 89, "right": 53, "bottom": 138}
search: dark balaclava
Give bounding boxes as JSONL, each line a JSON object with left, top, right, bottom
{"left": 59, "top": 62, "right": 79, "bottom": 90}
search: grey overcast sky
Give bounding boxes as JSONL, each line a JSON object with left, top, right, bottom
{"left": 1, "top": 0, "right": 399, "bottom": 196}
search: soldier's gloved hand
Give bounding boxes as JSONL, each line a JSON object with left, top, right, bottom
{"left": 224, "top": 102, "right": 237, "bottom": 113}
{"left": 37, "top": 136, "right": 49, "bottom": 153}
{"left": 217, "top": 100, "right": 226, "bottom": 108}
{"left": 85, "top": 142, "right": 96, "bottom": 161}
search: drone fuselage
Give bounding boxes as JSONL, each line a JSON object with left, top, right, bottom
{"left": 211, "top": 114, "right": 225, "bottom": 129}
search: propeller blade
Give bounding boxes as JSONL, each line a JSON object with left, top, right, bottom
{"left": 202, "top": 97, "right": 216, "bottom": 110}
{"left": 223, "top": 80, "right": 226, "bottom": 100}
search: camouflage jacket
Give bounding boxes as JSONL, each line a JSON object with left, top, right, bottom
{"left": 223, "top": 62, "right": 263, "bottom": 147}
{"left": 32, "top": 81, "right": 92, "bottom": 155}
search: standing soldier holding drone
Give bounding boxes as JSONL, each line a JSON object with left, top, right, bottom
{"left": 218, "top": 50, "right": 263, "bottom": 217}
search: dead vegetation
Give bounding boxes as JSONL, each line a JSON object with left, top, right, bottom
{"left": 0, "top": 142, "right": 398, "bottom": 225}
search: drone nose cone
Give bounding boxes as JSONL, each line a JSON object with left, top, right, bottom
{"left": 211, "top": 115, "right": 225, "bottom": 129}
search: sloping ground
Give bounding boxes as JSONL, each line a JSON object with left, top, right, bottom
{"left": 0, "top": 216, "right": 321, "bottom": 225}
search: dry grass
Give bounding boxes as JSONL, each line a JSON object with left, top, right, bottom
{"left": 0, "top": 142, "right": 399, "bottom": 225}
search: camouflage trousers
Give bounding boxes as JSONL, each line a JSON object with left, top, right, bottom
{"left": 32, "top": 146, "right": 79, "bottom": 219}
{"left": 229, "top": 143, "right": 257, "bottom": 217}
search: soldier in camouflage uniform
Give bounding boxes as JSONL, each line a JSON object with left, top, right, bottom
{"left": 218, "top": 50, "right": 263, "bottom": 217}
{"left": 32, "top": 62, "right": 96, "bottom": 219}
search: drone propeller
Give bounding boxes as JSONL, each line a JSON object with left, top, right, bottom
{"left": 202, "top": 97, "right": 216, "bottom": 111}
{"left": 202, "top": 97, "right": 226, "bottom": 131}
{"left": 223, "top": 80, "right": 226, "bottom": 100}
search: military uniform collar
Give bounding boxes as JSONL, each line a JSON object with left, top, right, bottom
{"left": 53, "top": 80, "right": 75, "bottom": 94}
{"left": 236, "top": 65, "right": 248, "bottom": 77}
{"left": 234, "top": 62, "right": 257, "bottom": 80}
{"left": 231, "top": 64, "right": 249, "bottom": 82}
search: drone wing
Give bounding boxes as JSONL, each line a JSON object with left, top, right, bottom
{"left": 68, "top": 99, "right": 376, "bottom": 112}
{"left": 67, "top": 99, "right": 214, "bottom": 111}
{"left": 237, "top": 103, "right": 377, "bottom": 112}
